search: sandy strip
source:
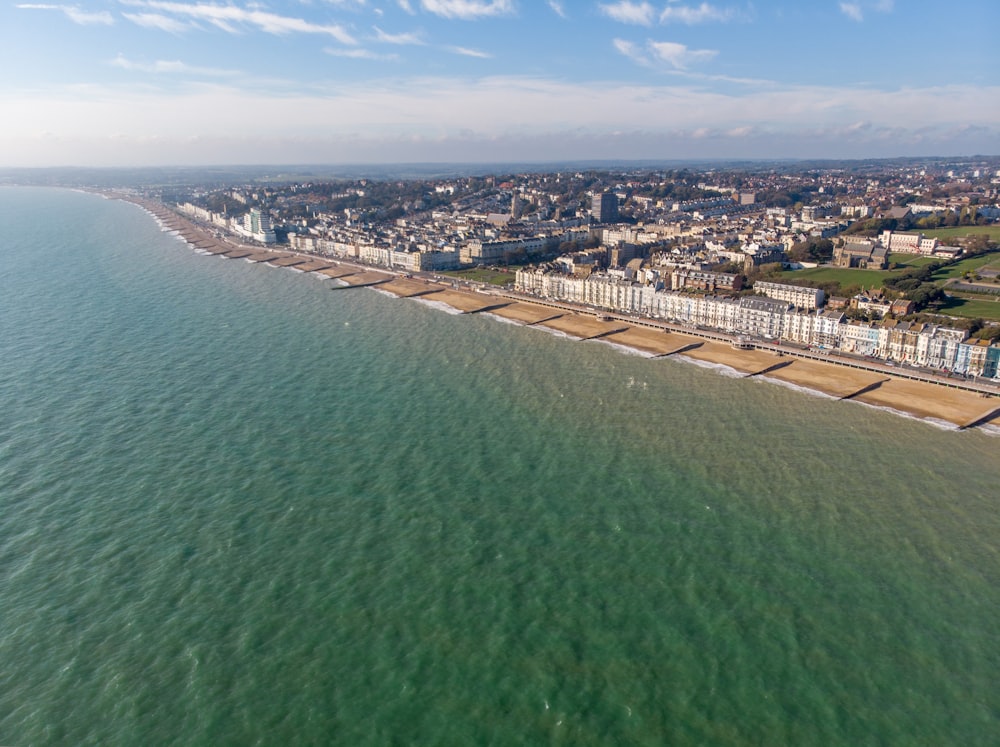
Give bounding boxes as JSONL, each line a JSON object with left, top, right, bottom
{"left": 537, "top": 314, "right": 628, "bottom": 340}
{"left": 339, "top": 271, "right": 394, "bottom": 286}
{"left": 853, "top": 379, "right": 1000, "bottom": 427}
{"left": 293, "top": 260, "right": 333, "bottom": 272}
{"left": 762, "top": 358, "right": 888, "bottom": 399}
{"left": 267, "top": 255, "right": 306, "bottom": 267}
{"left": 680, "top": 341, "right": 787, "bottom": 375}
{"left": 603, "top": 327, "right": 701, "bottom": 356}
{"left": 247, "top": 251, "right": 289, "bottom": 263}
{"left": 488, "top": 302, "right": 564, "bottom": 325}
{"left": 379, "top": 278, "right": 443, "bottom": 297}
{"left": 427, "top": 289, "right": 504, "bottom": 313}
{"left": 222, "top": 249, "right": 253, "bottom": 259}
{"left": 317, "top": 267, "right": 357, "bottom": 279}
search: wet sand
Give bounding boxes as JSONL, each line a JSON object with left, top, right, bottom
{"left": 339, "top": 271, "right": 394, "bottom": 286}
{"left": 269, "top": 255, "right": 309, "bottom": 267}
{"left": 762, "top": 358, "right": 888, "bottom": 399}
{"left": 294, "top": 260, "right": 334, "bottom": 273}
{"left": 537, "top": 314, "right": 628, "bottom": 340}
{"left": 603, "top": 327, "right": 701, "bottom": 356}
{"left": 317, "top": 267, "right": 358, "bottom": 279}
{"left": 854, "top": 379, "right": 1000, "bottom": 427}
{"left": 679, "top": 341, "right": 787, "bottom": 375}
{"left": 487, "top": 302, "right": 564, "bottom": 325}
{"left": 428, "top": 290, "right": 504, "bottom": 313}
{"left": 379, "top": 278, "right": 443, "bottom": 298}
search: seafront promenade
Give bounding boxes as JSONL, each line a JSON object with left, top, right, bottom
{"left": 121, "top": 194, "right": 1000, "bottom": 431}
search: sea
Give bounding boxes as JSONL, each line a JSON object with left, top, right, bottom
{"left": 1, "top": 187, "right": 998, "bottom": 746}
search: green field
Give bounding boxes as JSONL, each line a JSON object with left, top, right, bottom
{"left": 931, "top": 252, "right": 1000, "bottom": 281}
{"left": 778, "top": 249, "right": 1000, "bottom": 292}
{"left": 888, "top": 253, "right": 940, "bottom": 268}
{"left": 777, "top": 266, "right": 898, "bottom": 288}
{"left": 441, "top": 267, "right": 516, "bottom": 286}
{"left": 939, "top": 294, "right": 1000, "bottom": 321}
{"left": 917, "top": 225, "right": 1000, "bottom": 242}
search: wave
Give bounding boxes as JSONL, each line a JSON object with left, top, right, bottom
{"left": 588, "top": 337, "right": 655, "bottom": 358}
{"left": 673, "top": 354, "right": 745, "bottom": 379}
{"left": 411, "top": 297, "right": 463, "bottom": 315}
{"left": 756, "top": 375, "right": 839, "bottom": 401}
{"left": 846, "top": 400, "right": 961, "bottom": 431}
{"left": 480, "top": 312, "right": 525, "bottom": 327}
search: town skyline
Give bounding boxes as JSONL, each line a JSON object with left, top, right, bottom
{"left": 3, "top": 0, "right": 998, "bottom": 167}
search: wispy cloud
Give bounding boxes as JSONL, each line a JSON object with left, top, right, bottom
{"left": 372, "top": 26, "right": 425, "bottom": 45}
{"left": 17, "top": 3, "right": 114, "bottom": 25}
{"left": 659, "top": 2, "right": 735, "bottom": 25}
{"left": 420, "top": 0, "right": 515, "bottom": 20}
{"left": 839, "top": 2, "right": 863, "bottom": 21}
{"left": 614, "top": 37, "right": 717, "bottom": 69}
{"left": 839, "top": 0, "right": 894, "bottom": 22}
{"left": 122, "top": 12, "right": 190, "bottom": 33}
{"left": 326, "top": 47, "right": 400, "bottom": 60}
{"left": 120, "top": 1, "right": 357, "bottom": 43}
{"left": 110, "top": 53, "right": 238, "bottom": 76}
{"left": 398, "top": 0, "right": 415, "bottom": 13}
{"left": 548, "top": 1, "right": 567, "bottom": 18}
{"left": 599, "top": 1, "right": 656, "bottom": 26}
{"left": 447, "top": 45, "right": 493, "bottom": 58}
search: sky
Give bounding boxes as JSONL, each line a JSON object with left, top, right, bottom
{"left": 2, "top": 0, "right": 998, "bottom": 166}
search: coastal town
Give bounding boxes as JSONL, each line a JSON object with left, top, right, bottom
{"left": 112, "top": 157, "right": 1000, "bottom": 429}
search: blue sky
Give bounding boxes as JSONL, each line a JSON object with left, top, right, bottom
{"left": 3, "top": 0, "right": 998, "bottom": 166}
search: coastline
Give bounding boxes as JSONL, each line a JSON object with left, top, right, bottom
{"left": 118, "top": 193, "right": 1000, "bottom": 433}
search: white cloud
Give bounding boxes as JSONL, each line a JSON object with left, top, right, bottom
{"left": 120, "top": 1, "right": 357, "bottom": 43}
{"left": 448, "top": 45, "right": 492, "bottom": 58}
{"left": 840, "top": 0, "right": 895, "bottom": 21}
{"left": 17, "top": 3, "right": 114, "bottom": 25}
{"left": 2, "top": 78, "right": 997, "bottom": 166}
{"left": 659, "top": 2, "right": 734, "bottom": 25}
{"left": 373, "top": 26, "right": 425, "bottom": 44}
{"left": 398, "top": 0, "right": 415, "bottom": 13}
{"left": 614, "top": 37, "right": 717, "bottom": 69}
{"left": 648, "top": 40, "right": 717, "bottom": 68}
{"left": 123, "top": 12, "right": 190, "bottom": 32}
{"left": 613, "top": 39, "right": 642, "bottom": 62}
{"left": 548, "top": 1, "right": 566, "bottom": 18}
{"left": 110, "top": 53, "right": 239, "bottom": 76}
{"left": 599, "top": 1, "right": 655, "bottom": 26}
{"left": 839, "top": 2, "right": 863, "bottom": 21}
{"left": 420, "top": 0, "right": 514, "bottom": 20}
{"left": 326, "top": 47, "right": 400, "bottom": 60}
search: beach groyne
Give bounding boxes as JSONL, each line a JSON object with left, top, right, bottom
{"left": 116, "top": 193, "right": 1000, "bottom": 431}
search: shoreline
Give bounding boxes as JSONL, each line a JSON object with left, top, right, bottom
{"left": 118, "top": 193, "right": 1000, "bottom": 433}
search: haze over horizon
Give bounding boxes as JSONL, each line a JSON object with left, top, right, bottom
{"left": 4, "top": 0, "right": 998, "bottom": 168}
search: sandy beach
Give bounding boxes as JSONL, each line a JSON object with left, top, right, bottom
{"left": 536, "top": 314, "right": 628, "bottom": 340}
{"left": 853, "top": 379, "right": 1000, "bottom": 427}
{"left": 679, "top": 341, "right": 788, "bottom": 375}
{"left": 487, "top": 302, "right": 564, "bottom": 325}
{"left": 115, "top": 195, "right": 1000, "bottom": 431}
{"left": 762, "top": 358, "right": 888, "bottom": 399}
{"left": 378, "top": 277, "right": 442, "bottom": 298}
{"left": 602, "top": 327, "right": 701, "bottom": 357}
{"left": 424, "top": 289, "right": 503, "bottom": 313}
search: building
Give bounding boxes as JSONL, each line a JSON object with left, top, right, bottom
{"left": 753, "top": 281, "right": 824, "bottom": 309}
{"left": 881, "top": 230, "right": 937, "bottom": 256}
{"left": 834, "top": 238, "right": 888, "bottom": 269}
{"left": 669, "top": 269, "right": 743, "bottom": 293}
{"left": 592, "top": 192, "right": 619, "bottom": 223}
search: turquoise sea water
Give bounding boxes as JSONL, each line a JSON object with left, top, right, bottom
{"left": 1, "top": 187, "right": 998, "bottom": 745}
